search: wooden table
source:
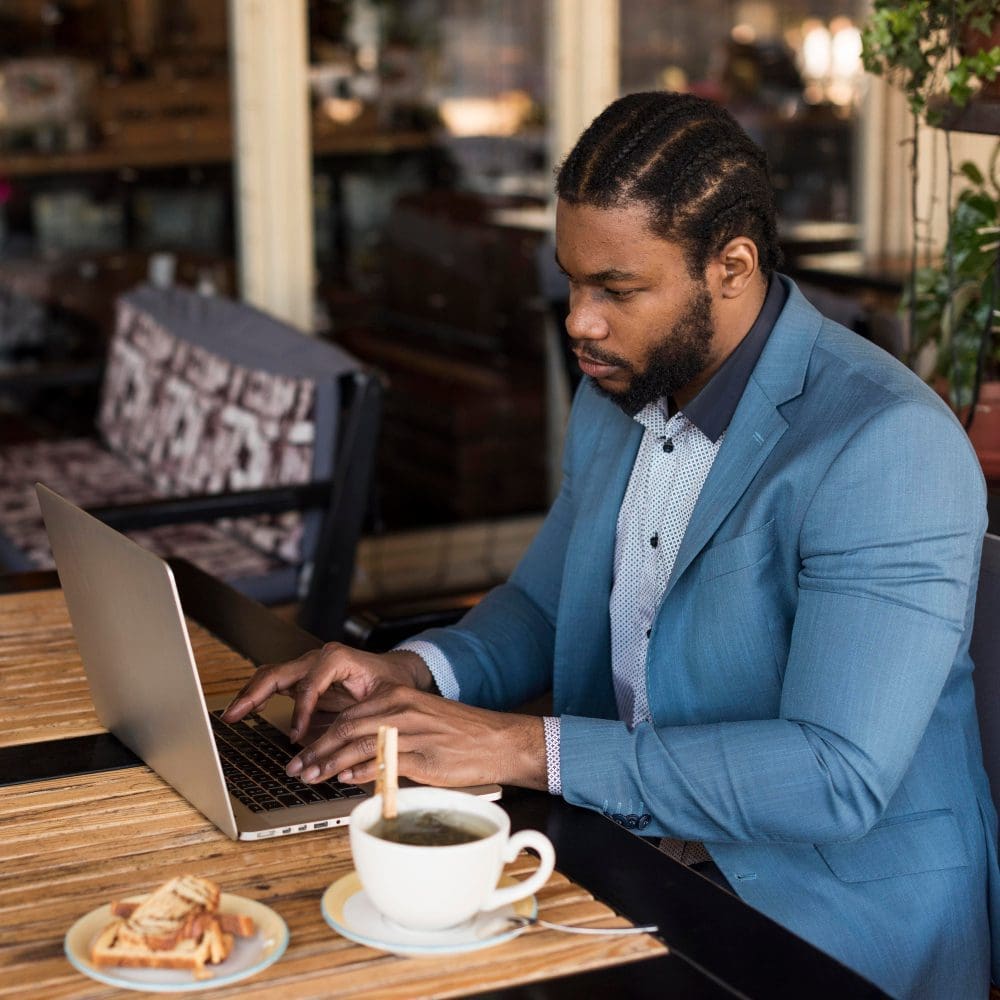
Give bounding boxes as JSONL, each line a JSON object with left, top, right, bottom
{"left": 0, "top": 564, "right": 888, "bottom": 998}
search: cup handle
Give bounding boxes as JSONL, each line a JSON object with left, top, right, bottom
{"left": 481, "top": 829, "right": 555, "bottom": 912}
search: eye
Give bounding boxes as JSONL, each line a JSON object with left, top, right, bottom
{"left": 605, "top": 287, "right": 638, "bottom": 301}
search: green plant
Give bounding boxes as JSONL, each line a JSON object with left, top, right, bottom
{"left": 906, "top": 145, "right": 1000, "bottom": 409}
{"left": 861, "top": 0, "right": 1000, "bottom": 420}
{"left": 861, "top": 0, "right": 1000, "bottom": 122}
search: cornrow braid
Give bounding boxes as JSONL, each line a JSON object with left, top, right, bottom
{"left": 557, "top": 91, "right": 783, "bottom": 280}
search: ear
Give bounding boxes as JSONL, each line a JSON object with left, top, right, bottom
{"left": 710, "top": 237, "right": 759, "bottom": 298}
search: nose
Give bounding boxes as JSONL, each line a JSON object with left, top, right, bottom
{"left": 565, "top": 289, "right": 608, "bottom": 343}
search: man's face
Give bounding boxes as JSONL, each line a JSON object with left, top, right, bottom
{"left": 555, "top": 198, "right": 719, "bottom": 414}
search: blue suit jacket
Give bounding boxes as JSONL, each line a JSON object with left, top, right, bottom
{"left": 419, "top": 278, "right": 999, "bottom": 998}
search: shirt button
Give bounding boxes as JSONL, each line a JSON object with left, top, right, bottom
{"left": 650, "top": 534, "right": 658, "bottom": 548}
{"left": 663, "top": 438, "right": 674, "bottom": 453}
{"left": 645, "top": 628, "right": 652, "bottom": 639}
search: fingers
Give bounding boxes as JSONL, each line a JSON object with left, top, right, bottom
{"left": 221, "top": 653, "right": 314, "bottom": 722}
{"left": 339, "top": 751, "right": 432, "bottom": 785}
{"left": 221, "top": 643, "right": 360, "bottom": 740}
{"left": 286, "top": 693, "right": 404, "bottom": 780}
{"left": 281, "top": 687, "right": 510, "bottom": 789}
{"left": 286, "top": 688, "right": 430, "bottom": 783}
{"left": 288, "top": 726, "right": 380, "bottom": 784}
{"left": 287, "top": 643, "right": 362, "bottom": 740}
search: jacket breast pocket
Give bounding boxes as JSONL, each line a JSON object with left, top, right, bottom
{"left": 694, "top": 519, "right": 776, "bottom": 584}
{"left": 815, "top": 809, "right": 968, "bottom": 883}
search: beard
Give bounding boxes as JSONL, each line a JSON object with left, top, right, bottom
{"left": 585, "top": 283, "right": 715, "bottom": 416}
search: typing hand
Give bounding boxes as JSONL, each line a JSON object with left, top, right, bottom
{"left": 284, "top": 685, "right": 548, "bottom": 791}
{"left": 221, "top": 644, "right": 433, "bottom": 744}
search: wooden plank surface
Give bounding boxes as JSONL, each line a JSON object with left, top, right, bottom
{"left": 0, "top": 588, "right": 666, "bottom": 998}
{"left": 0, "top": 765, "right": 665, "bottom": 999}
{"left": 0, "top": 589, "right": 253, "bottom": 748}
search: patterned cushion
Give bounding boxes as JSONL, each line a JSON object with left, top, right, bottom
{"left": 0, "top": 438, "right": 285, "bottom": 585}
{"left": 1, "top": 286, "right": 360, "bottom": 602}
{"left": 96, "top": 296, "right": 318, "bottom": 564}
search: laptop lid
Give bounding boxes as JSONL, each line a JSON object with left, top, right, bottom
{"left": 37, "top": 482, "right": 247, "bottom": 838}
{"left": 36, "top": 484, "right": 500, "bottom": 841}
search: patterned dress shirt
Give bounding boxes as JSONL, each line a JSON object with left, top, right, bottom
{"left": 402, "top": 279, "right": 787, "bottom": 802}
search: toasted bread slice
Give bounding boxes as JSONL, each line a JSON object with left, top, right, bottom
{"left": 90, "top": 918, "right": 235, "bottom": 978}
{"left": 92, "top": 875, "right": 253, "bottom": 977}
{"left": 111, "top": 901, "right": 255, "bottom": 938}
{"left": 114, "top": 875, "right": 222, "bottom": 951}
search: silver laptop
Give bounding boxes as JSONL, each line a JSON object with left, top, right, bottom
{"left": 37, "top": 483, "right": 501, "bottom": 841}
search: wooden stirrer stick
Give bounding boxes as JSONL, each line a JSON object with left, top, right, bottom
{"left": 376, "top": 724, "right": 399, "bottom": 819}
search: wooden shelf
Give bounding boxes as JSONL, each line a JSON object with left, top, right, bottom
{"left": 929, "top": 95, "right": 1000, "bottom": 135}
{"left": 0, "top": 130, "right": 435, "bottom": 178}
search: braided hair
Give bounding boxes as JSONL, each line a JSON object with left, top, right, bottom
{"left": 556, "top": 91, "right": 782, "bottom": 280}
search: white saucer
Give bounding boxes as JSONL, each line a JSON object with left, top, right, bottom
{"left": 321, "top": 871, "right": 537, "bottom": 957}
{"left": 64, "top": 892, "right": 288, "bottom": 993}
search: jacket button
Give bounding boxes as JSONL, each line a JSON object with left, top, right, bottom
{"left": 637, "top": 814, "right": 651, "bottom": 829}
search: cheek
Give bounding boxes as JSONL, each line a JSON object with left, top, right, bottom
{"left": 620, "top": 307, "right": 671, "bottom": 361}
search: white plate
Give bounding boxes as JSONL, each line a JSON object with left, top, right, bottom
{"left": 321, "top": 870, "right": 536, "bottom": 957}
{"left": 64, "top": 892, "right": 288, "bottom": 993}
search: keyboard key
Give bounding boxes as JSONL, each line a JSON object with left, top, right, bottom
{"left": 209, "top": 708, "right": 358, "bottom": 810}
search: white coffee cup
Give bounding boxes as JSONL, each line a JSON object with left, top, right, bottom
{"left": 349, "top": 787, "right": 555, "bottom": 931}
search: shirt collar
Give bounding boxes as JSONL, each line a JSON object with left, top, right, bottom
{"left": 677, "top": 276, "right": 787, "bottom": 443}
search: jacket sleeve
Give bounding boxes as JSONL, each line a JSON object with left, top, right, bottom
{"left": 559, "top": 398, "right": 987, "bottom": 843}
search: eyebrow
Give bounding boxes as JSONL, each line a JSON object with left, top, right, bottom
{"left": 553, "top": 251, "right": 641, "bottom": 283}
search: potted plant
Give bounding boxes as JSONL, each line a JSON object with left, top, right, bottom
{"left": 861, "top": 0, "right": 1000, "bottom": 465}
{"left": 905, "top": 146, "right": 999, "bottom": 426}
{"left": 861, "top": 0, "right": 1000, "bottom": 124}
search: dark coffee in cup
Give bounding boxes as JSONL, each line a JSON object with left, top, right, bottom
{"left": 367, "top": 808, "right": 497, "bottom": 846}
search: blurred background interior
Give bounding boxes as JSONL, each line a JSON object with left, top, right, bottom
{"left": 0, "top": 0, "right": 994, "bottom": 627}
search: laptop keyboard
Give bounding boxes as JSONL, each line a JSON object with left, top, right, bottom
{"left": 209, "top": 710, "right": 366, "bottom": 813}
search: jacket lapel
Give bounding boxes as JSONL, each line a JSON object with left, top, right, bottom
{"left": 554, "top": 403, "right": 641, "bottom": 719}
{"left": 666, "top": 279, "right": 823, "bottom": 597}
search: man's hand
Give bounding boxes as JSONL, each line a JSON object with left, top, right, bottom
{"left": 286, "top": 685, "right": 548, "bottom": 791}
{"left": 221, "top": 643, "right": 434, "bottom": 742}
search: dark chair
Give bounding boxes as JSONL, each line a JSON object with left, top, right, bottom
{"left": 0, "top": 284, "right": 382, "bottom": 641}
{"left": 343, "top": 591, "right": 483, "bottom": 653}
{"left": 971, "top": 532, "right": 1000, "bottom": 999}
{"left": 972, "top": 532, "right": 1000, "bottom": 823}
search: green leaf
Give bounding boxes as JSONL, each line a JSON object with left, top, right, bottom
{"left": 961, "top": 161, "right": 986, "bottom": 187}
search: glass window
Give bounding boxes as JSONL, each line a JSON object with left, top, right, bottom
{"left": 309, "top": 0, "right": 547, "bottom": 296}
{"left": 619, "top": 0, "right": 867, "bottom": 260}
{"left": 0, "top": 1, "right": 234, "bottom": 324}
{"left": 308, "top": 1, "right": 553, "bottom": 531}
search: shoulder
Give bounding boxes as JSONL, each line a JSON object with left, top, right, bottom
{"left": 774, "top": 281, "right": 969, "bottom": 449}
{"left": 811, "top": 320, "right": 974, "bottom": 458}
{"left": 766, "top": 283, "right": 984, "bottom": 513}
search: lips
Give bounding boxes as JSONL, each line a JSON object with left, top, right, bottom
{"left": 575, "top": 354, "right": 620, "bottom": 379}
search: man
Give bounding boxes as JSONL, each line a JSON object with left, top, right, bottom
{"left": 225, "top": 92, "right": 999, "bottom": 998}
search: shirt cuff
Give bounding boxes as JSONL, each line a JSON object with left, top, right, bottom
{"left": 542, "top": 716, "right": 562, "bottom": 796}
{"left": 394, "top": 640, "right": 460, "bottom": 701}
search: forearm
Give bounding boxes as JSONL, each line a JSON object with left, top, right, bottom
{"left": 558, "top": 714, "right": 890, "bottom": 843}
{"left": 416, "top": 583, "right": 557, "bottom": 709}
